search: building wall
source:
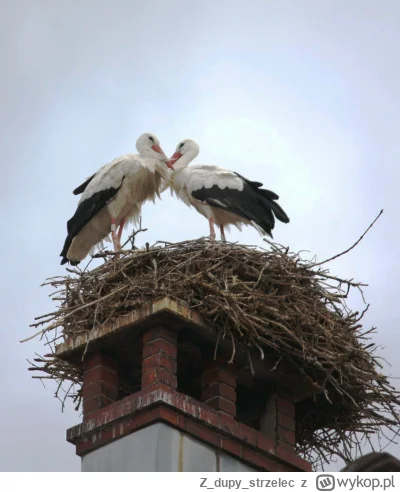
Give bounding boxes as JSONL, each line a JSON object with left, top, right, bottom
{"left": 82, "top": 422, "right": 257, "bottom": 472}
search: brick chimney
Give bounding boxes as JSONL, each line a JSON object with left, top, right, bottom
{"left": 56, "top": 298, "right": 312, "bottom": 472}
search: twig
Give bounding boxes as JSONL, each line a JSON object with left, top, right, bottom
{"left": 313, "top": 210, "right": 384, "bottom": 267}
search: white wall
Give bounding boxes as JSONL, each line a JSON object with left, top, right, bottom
{"left": 82, "top": 422, "right": 257, "bottom": 472}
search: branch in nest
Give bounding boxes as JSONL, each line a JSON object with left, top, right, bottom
{"left": 313, "top": 209, "right": 384, "bottom": 267}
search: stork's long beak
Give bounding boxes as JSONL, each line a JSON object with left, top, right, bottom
{"left": 151, "top": 144, "right": 166, "bottom": 156}
{"left": 152, "top": 144, "right": 171, "bottom": 166}
{"left": 166, "top": 151, "right": 182, "bottom": 169}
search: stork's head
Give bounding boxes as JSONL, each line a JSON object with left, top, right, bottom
{"left": 136, "top": 133, "right": 168, "bottom": 162}
{"left": 167, "top": 139, "right": 200, "bottom": 170}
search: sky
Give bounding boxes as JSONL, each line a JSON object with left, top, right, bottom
{"left": 1, "top": 0, "right": 399, "bottom": 472}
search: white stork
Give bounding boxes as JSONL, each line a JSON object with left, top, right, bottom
{"left": 60, "top": 132, "right": 172, "bottom": 266}
{"left": 166, "top": 139, "right": 290, "bottom": 241}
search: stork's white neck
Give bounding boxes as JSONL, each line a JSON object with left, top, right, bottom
{"left": 172, "top": 148, "right": 198, "bottom": 172}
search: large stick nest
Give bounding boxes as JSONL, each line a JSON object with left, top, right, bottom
{"left": 24, "top": 230, "right": 399, "bottom": 469}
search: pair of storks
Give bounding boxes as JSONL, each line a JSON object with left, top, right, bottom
{"left": 60, "top": 133, "right": 290, "bottom": 266}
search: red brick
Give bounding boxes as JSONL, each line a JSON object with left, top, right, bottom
{"left": 82, "top": 400, "right": 118, "bottom": 423}
{"left": 153, "top": 369, "right": 177, "bottom": 387}
{"left": 77, "top": 408, "right": 164, "bottom": 455}
{"left": 205, "top": 396, "right": 236, "bottom": 416}
{"left": 142, "top": 326, "right": 177, "bottom": 345}
{"left": 83, "top": 395, "right": 114, "bottom": 416}
{"left": 170, "top": 393, "right": 214, "bottom": 420}
{"left": 221, "top": 438, "right": 242, "bottom": 458}
{"left": 202, "top": 367, "right": 237, "bottom": 388}
{"left": 82, "top": 380, "right": 117, "bottom": 401}
{"left": 218, "top": 413, "right": 237, "bottom": 434}
{"left": 159, "top": 407, "right": 185, "bottom": 429}
{"left": 276, "top": 397, "right": 295, "bottom": 418}
{"left": 276, "top": 441, "right": 296, "bottom": 465}
{"left": 257, "top": 434, "right": 276, "bottom": 455}
{"left": 85, "top": 385, "right": 169, "bottom": 423}
{"left": 185, "top": 419, "right": 221, "bottom": 448}
{"left": 201, "top": 383, "right": 219, "bottom": 401}
{"left": 220, "top": 384, "right": 236, "bottom": 402}
{"left": 98, "top": 426, "right": 115, "bottom": 443}
{"left": 142, "top": 353, "right": 177, "bottom": 374}
{"left": 76, "top": 440, "right": 94, "bottom": 456}
{"left": 120, "top": 408, "right": 162, "bottom": 434}
{"left": 120, "top": 391, "right": 139, "bottom": 405}
{"left": 202, "top": 382, "right": 236, "bottom": 402}
{"left": 83, "top": 352, "right": 117, "bottom": 371}
{"left": 198, "top": 408, "right": 219, "bottom": 428}
{"left": 242, "top": 448, "right": 279, "bottom": 471}
{"left": 277, "top": 440, "right": 293, "bottom": 454}
{"left": 164, "top": 390, "right": 194, "bottom": 410}
{"left": 142, "top": 339, "right": 177, "bottom": 359}
{"left": 277, "top": 412, "right": 295, "bottom": 431}
{"left": 83, "top": 365, "right": 118, "bottom": 386}
{"left": 140, "top": 382, "right": 172, "bottom": 396}
{"left": 276, "top": 442, "right": 311, "bottom": 471}
{"left": 277, "top": 426, "right": 296, "bottom": 446}
{"left": 237, "top": 423, "right": 257, "bottom": 447}
{"left": 300, "top": 459, "right": 312, "bottom": 472}
{"left": 142, "top": 367, "right": 177, "bottom": 388}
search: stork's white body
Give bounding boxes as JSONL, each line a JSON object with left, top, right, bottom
{"left": 166, "top": 139, "right": 290, "bottom": 241}
{"left": 169, "top": 164, "right": 255, "bottom": 234}
{"left": 60, "top": 133, "right": 169, "bottom": 265}
{"left": 70, "top": 155, "right": 167, "bottom": 260}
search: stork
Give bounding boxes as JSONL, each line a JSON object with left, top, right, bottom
{"left": 166, "top": 139, "right": 289, "bottom": 241}
{"left": 60, "top": 132, "right": 172, "bottom": 266}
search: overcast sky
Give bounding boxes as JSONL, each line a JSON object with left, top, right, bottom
{"left": 1, "top": 0, "right": 399, "bottom": 472}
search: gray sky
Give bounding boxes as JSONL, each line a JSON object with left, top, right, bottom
{"left": 1, "top": 0, "right": 399, "bottom": 471}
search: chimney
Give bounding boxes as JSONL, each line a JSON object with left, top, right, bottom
{"left": 56, "top": 298, "right": 312, "bottom": 472}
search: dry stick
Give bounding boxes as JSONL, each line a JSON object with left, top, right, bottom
{"left": 313, "top": 209, "right": 384, "bottom": 267}
{"left": 120, "top": 226, "right": 148, "bottom": 251}
{"left": 227, "top": 330, "right": 236, "bottom": 364}
{"left": 81, "top": 302, "right": 100, "bottom": 362}
{"left": 20, "top": 284, "right": 127, "bottom": 343}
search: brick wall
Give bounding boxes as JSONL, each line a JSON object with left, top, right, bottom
{"left": 82, "top": 353, "right": 118, "bottom": 419}
{"left": 74, "top": 324, "right": 311, "bottom": 472}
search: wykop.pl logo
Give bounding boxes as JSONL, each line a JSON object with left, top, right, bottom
{"left": 316, "top": 475, "right": 335, "bottom": 491}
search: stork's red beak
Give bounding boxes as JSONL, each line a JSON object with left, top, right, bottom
{"left": 151, "top": 144, "right": 166, "bottom": 156}
{"left": 166, "top": 151, "right": 182, "bottom": 169}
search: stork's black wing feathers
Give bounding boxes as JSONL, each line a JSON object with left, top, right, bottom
{"left": 233, "top": 172, "right": 279, "bottom": 200}
{"left": 60, "top": 179, "right": 124, "bottom": 265}
{"left": 191, "top": 174, "right": 289, "bottom": 238}
{"left": 73, "top": 173, "right": 97, "bottom": 195}
{"left": 233, "top": 172, "right": 264, "bottom": 189}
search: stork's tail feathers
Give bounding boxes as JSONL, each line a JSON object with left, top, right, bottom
{"left": 233, "top": 172, "right": 290, "bottom": 228}
{"left": 267, "top": 198, "right": 290, "bottom": 224}
{"left": 251, "top": 187, "right": 290, "bottom": 238}
{"left": 60, "top": 256, "right": 80, "bottom": 266}
{"left": 60, "top": 234, "right": 81, "bottom": 266}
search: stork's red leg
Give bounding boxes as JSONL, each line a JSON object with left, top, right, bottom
{"left": 220, "top": 225, "right": 226, "bottom": 243}
{"left": 209, "top": 218, "right": 216, "bottom": 240}
{"left": 110, "top": 218, "right": 121, "bottom": 251}
{"left": 117, "top": 219, "right": 126, "bottom": 241}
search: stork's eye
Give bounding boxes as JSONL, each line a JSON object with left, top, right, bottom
{"left": 149, "top": 136, "right": 154, "bottom": 143}
{"left": 179, "top": 142, "right": 184, "bottom": 149}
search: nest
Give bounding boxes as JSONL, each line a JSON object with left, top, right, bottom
{"left": 24, "top": 218, "right": 399, "bottom": 469}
